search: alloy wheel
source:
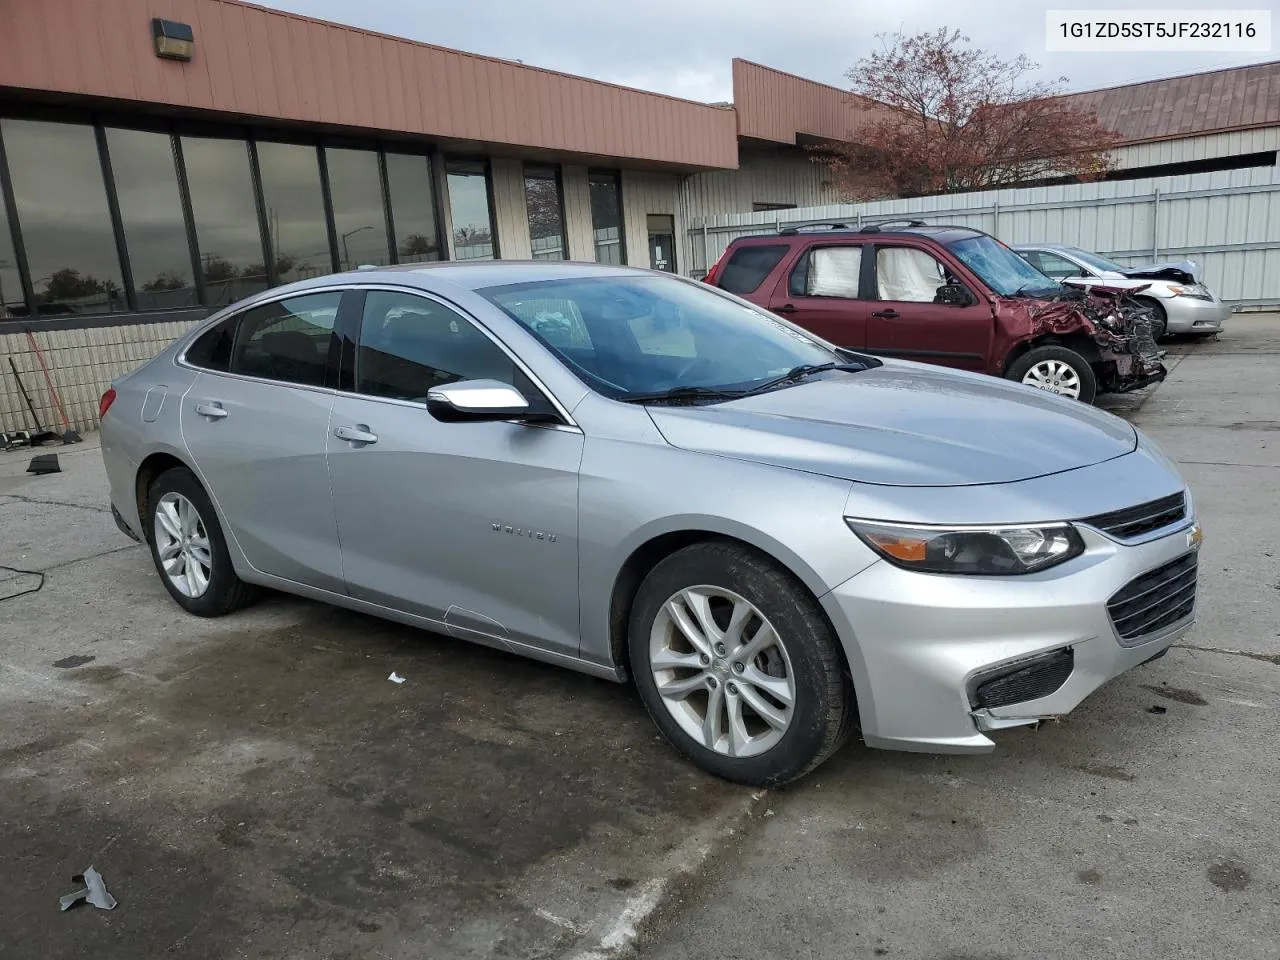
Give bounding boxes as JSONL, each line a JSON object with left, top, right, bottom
{"left": 649, "top": 586, "right": 796, "bottom": 758}
{"left": 1022, "top": 359, "right": 1082, "bottom": 399}
{"left": 154, "top": 492, "right": 213, "bottom": 598}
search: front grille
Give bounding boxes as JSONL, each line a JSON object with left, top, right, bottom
{"left": 973, "top": 648, "right": 1074, "bottom": 709}
{"left": 1107, "top": 552, "right": 1198, "bottom": 644}
{"left": 1081, "top": 492, "right": 1186, "bottom": 540}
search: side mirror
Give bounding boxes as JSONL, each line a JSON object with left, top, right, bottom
{"left": 427, "top": 379, "right": 532, "bottom": 423}
{"left": 936, "top": 283, "right": 975, "bottom": 306}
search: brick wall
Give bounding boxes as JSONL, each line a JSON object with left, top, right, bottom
{"left": 0, "top": 321, "right": 201, "bottom": 435}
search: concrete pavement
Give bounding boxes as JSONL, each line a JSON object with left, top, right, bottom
{"left": 636, "top": 316, "right": 1280, "bottom": 960}
{"left": 2, "top": 316, "right": 1277, "bottom": 959}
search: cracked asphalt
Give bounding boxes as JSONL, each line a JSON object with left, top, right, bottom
{"left": 2, "top": 315, "right": 1278, "bottom": 960}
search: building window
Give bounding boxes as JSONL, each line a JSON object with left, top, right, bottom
{"left": 104, "top": 127, "right": 198, "bottom": 311}
{"left": 524, "top": 165, "right": 566, "bottom": 260}
{"left": 257, "top": 141, "right": 332, "bottom": 284}
{"left": 326, "top": 147, "right": 391, "bottom": 271}
{"left": 181, "top": 135, "right": 268, "bottom": 306}
{"left": 0, "top": 189, "right": 22, "bottom": 319}
{"left": 1, "top": 118, "right": 125, "bottom": 315}
{"left": 752, "top": 202, "right": 797, "bottom": 212}
{"left": 588, "top": 170, "right": 625, "bottom": 265}
{"left": 384, "top": 152, "right": 441, "bottom": 264}
{"left": 446, "top": 160, "right": 497, "bottom": 261}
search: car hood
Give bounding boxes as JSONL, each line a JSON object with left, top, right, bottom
{"left": 1118, "top": 260, "right": 1198, "bottom": 284}
{"left": 646, "top": 364, "right": 1137, "bottom": 487}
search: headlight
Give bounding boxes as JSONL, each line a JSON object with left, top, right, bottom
{"left": 845, "top": 518, "right": 1085, "bottom": 575}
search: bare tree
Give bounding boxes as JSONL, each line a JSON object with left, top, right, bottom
{"left": 817, "top": 28, "right": 1119, "bottom": 199}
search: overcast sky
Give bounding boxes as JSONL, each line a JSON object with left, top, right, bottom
{"left": 258, "top": 0, "right": 1276, "bottom": 102}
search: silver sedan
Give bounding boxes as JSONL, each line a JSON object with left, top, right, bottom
{"left": 1015, "top": 243, "right": 1232, "bottom": 337}
{"left": 100, "top": 262, "right": 1202, "bottom": 785}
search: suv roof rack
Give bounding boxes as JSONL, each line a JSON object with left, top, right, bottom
{"left": 778, "top": 221, "right": 850, "bottom": 235}
{"left": 858, "top": 219, "right": 927, "bottom": 233}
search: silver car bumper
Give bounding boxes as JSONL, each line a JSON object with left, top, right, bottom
{"left": 1163, "top": 294, "right": 1232, "bottom": 334}
{"left": 821, "top": 518, "right": 1201, "bottom": 753}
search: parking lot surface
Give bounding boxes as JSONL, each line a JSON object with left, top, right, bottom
{"left": 2, "top": 317, "right": 1278, "bottom": 959}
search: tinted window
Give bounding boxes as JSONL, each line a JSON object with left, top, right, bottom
{"left": 185, "top": 315, "right": 237, "bottom": 372}
{"left": 525, "top": 166, "right": 566, "bottom": 260}
{"left": 793, "top": 246, "right": 862, "bottom": 298}
{"left": 385, "top": 153, "right": 441, "bottom": 263}
{"left": 447, "top": 161, "right": 496, "bottom": 260}
{"left": 2, "top": 118, "right": 125, "bottom": 315}
{"left": 875, "top": 246, "right": 948, "bottom": 302}
{"left": 357, "top": 291, "right": 518, "bottom": 401}
{"left": 230, "top": 292, "right": 340, "bottom": 386}
{"left": 181, "top": 136, "right": 268, "bottom": 305}
{"left": 588, "top": 171, "right": 624, "bottom": 265}
{"left": 483, "top": 275, "right": 846, "bottom": 401}
{"left": 719, "top": 244, "right": 787, "bottom": 295}
{"left": 257, "top": 141, "right": 332, "bottom": 283}
{"left": 105, "top": 127, "right": 198, "bottom": 310}
{"left": 326, "top": 148, "right": 391, "bottom": 270}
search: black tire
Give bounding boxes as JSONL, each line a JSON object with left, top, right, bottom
{"left": 628, "top": 540, "right": 854, "bottom": 786}
{"left": 1006, "top": 345, "right": 1098, "bottom": 404}
{"left": 146, "top": 466, "right": 260, "bottom": 617}
{"left": 1137, "top": 298, "right": 1168, "bottom": 341}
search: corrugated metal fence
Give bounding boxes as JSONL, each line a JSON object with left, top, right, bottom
{"left": 687, "top": 165, "right": 1280, "bottom": 307}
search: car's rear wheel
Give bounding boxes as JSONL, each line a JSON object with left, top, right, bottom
{"left": 147, "top": 467, "right": 259, "bottom": 617}
{"left": 1008, "top": 345, "right": 1097, "bottom": 403}
{"left": 629, "top": 540, "right": 854, "bottom": 786}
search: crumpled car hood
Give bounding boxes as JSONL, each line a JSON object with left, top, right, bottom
{"left": 647, "top": 364, "right": 1137, "bottom": 487}
{"left": 1118, "top": 260, "right": 1198, "bottom": 284}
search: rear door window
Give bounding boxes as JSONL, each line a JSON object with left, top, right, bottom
{"left": 229, "top": 293, "right": 340, "bottom": 386}
{"left": 717, "top": 244, "right": 788, "bottom": 294}
{"left": 789, "top": 246, "right": 863, "bottom": 298}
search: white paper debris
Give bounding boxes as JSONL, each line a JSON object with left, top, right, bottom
{"left": 388, "top": 671, "right": 406, "bottom": 684}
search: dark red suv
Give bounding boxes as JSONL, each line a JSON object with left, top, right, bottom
{"left": 703, "top": 221, "right": 1165, "bottom": 403}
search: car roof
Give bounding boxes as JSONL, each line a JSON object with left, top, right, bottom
{"left": 728, "top": 224, "right": 986, "bottom": 247}
{"left": 1013, "top": 243, "right": 1080, "bottom": 254}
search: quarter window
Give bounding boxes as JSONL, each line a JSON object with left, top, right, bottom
{"left": 718, "top": 244, "right": 787, "bottom": 295}
{"left": 228, "top": 292, "right": 340, "bottom": 386}
{"left": 875, "top": 247, "right": 948, "bottom": 303}
{"left": 185, "top": 315, "right": 237, "bottom": 372}
{"left": 356, "top": 291, "right": 520, "bottom": 402}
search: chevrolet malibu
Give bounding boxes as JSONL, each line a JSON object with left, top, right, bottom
{"left": 100, "top": 262, "right": 1201, "bottom": 785}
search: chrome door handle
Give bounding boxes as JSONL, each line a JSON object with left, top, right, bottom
{"left": 333, "top": 424, "right": 378, "bottom": 445}
{"left": 194, "top": 402, "right": 228, "bottom": 420}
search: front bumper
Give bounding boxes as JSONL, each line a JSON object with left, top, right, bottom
{"left": 821, "top": 519, "right": 1200, "bottom": 753}
{"left": 1163, "top": 295, "right": 1232, "bottom": 334}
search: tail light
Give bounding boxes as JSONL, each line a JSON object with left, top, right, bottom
{"left": 703, "top": 249, "right": 729, "bottom": 286}
{"left": 99, "top": 388, "right": 117, "bottom": 419}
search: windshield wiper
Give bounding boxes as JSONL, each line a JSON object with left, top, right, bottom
{"left": 743, "top": 361, "right": 871, "bottom": 395}
{"left": 619, "top": 385, "right": 750, "bottom": 405}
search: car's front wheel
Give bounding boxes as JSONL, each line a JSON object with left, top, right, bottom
{"left": 629, "top": 541, "right": 854, "bottom": 786}
{"left": 146, "top": 467, "right": 260, "bottom": 617}
{"left": 1007, "top": 345, "right": 1098, "bottom": 403}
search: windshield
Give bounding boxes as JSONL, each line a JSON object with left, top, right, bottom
{"left": 946, "top": 234, "right": 1056, "bottom": 296}
{"left": 1065, "top": 247, "right": 1125, "bottom": 274}
{"left": 479, "top": 275, "right": 845, "bottom": 400}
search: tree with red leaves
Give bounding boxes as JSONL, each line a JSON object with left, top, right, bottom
{"left": 820, "top": 28, "right": 1120, "bottom": 199}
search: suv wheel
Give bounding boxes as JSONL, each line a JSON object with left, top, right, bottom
{"left": 1007, "top": 346, "right": 1097, "bottom": 403}
{"left": 146, "top": 467, "right": 260, "bottom": 617}
{"left": 629, "top": 541, "right": 854, "bottom": 786}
